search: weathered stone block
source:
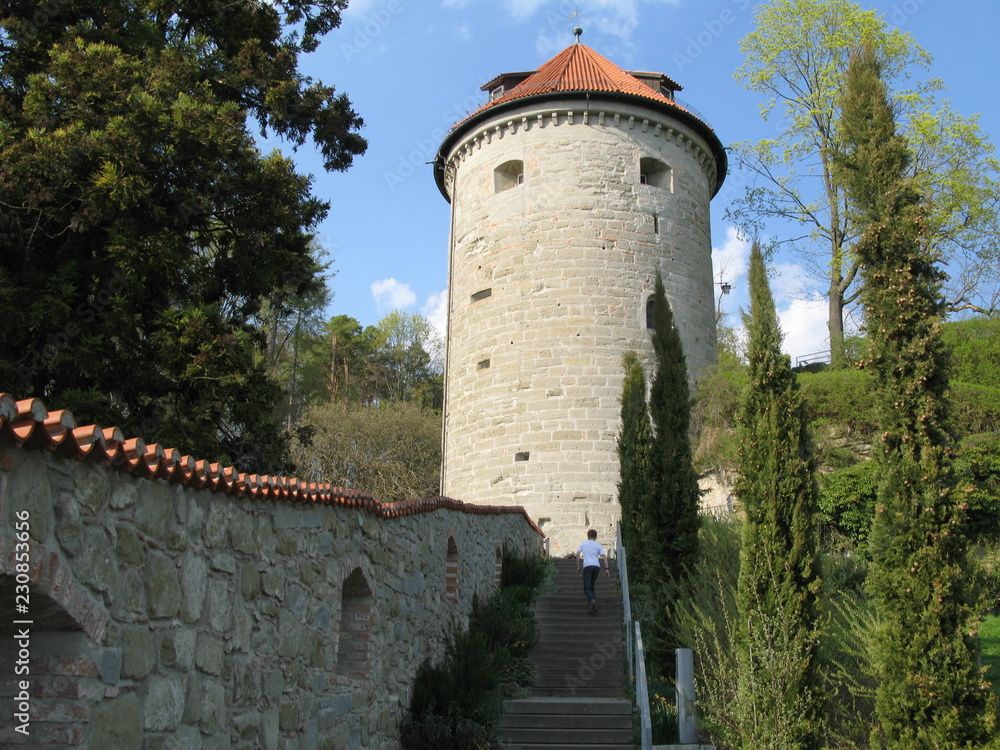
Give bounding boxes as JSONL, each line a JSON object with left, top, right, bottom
{"left": 229, "top": 509, "right": 257, "bottom": 554}
{"left": 160, "top": 628, "right": 196, "bottom": 670}
{"left": 180, "top": 552, "right": 208, "bottom": 623}
{"left": 90, "top": 691, "right": 142, "bottom": 750}
{"left": 143, "top": 674, "right": 185, "bottom": 731}
{"left": 202, "top": 502, "right": 230, "bottom": 548}
{"left": 195, "top": 632, "right": 225, "bottom": 676}
{"left": 260, "top": 708, "right": 280, "bottom": 750}
{"left": 239, "top": 561, "right": 260, "bottom": 601}
{"left": 134, "top": 481, "right": 175, "bottom": 538}
{"left": 278, "top": 701, "right": 300, "bottom": 732}
{"left": 76, "top": 525, "right": 121, "bottom": 594}
{"left": 115, "top": 521, "right": 145, "bottom": 565}
{"left": 183, "top": 674, "right": 203, "bottom": 724}
{"left": 206, "top": 576, "right": 233, "bottom": 633}
{"left": 146, "top": 550, "right": 181, "bottom": 619}
{"left": 232, "top": 655, "right": 261, "bottom": 706}
{"left": 200, "top": 679, "right": 227, "bottom": 734}
{"left": 120, "top": 624, "right": 155, "bottom": 680}
{"left": 272, "top": 504, "right": 322, "bottom": 530}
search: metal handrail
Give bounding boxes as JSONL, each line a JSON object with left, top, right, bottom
{"left": 617, "top": 523, "right": 651, "bottom": 750}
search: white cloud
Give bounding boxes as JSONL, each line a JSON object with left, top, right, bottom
{"left": 437, "top": 0, "right": 684, "bottom": 60}
{"left": 371, "top": 278, "right": 417, "bottom": 312}
{"left": 777, "top": 295, "right": 829, "bottom": 365}
{"left": 422, "top": 289, "right": 449, "bottom": 340}
{"left": 711, "top": 225, "right": 749, "bottom": 287}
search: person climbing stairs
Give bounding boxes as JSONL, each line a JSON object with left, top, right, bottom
{"left": 499, "top": 556, "right": 634, "bottom": 749}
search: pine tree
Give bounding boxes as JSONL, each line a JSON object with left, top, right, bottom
{"left": 733, "top": 242, "right": 823, "bottom": 749}
{"left": 834, "top": 43, "right": 995, "bottom": 747}
{"left": 647, "top": 272, "right": 701, "bottom": 575}
{"left": 617, "top": 350, "right": 652, "bottom": 578}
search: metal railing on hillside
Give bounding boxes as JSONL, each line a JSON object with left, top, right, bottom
{"left": 617, "top": 523, "right": 652, "bottom": 750}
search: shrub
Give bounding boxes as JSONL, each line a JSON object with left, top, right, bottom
{"left": 401, "top": 553, "right": 545, "bottom": 750}
{"left": 797, "top": 369, "right": 878, "bottom": 437}
{"left": 941, "top": 316, "right": 1000, "bottom": 388}
{"left": 951, "top": 382, "right": 1000, "bottom": 437}
{"left": 818, "top": 461, "right": 877, "bottom": 555}
{"left": 692, "top": 363, "right": 746, "bottom": 473}
{"left": 955, "top": 435, "right": 1000, "bottom": 542}
{"left": 500, "top": 551, "right": 550, "bottom": 591}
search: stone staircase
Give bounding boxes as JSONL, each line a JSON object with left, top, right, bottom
{"left": 500, "top": 557, "right": 634, "bottom": 749}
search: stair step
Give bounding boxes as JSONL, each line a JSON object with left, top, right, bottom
{"left": 504, "top": 698, "right": 632, "bottom": 714}
{"left": 502, "top": 728, "right": 632, "bottom": 744}
{"left": 499, "top": 561, "right": 633, "bottom": 746}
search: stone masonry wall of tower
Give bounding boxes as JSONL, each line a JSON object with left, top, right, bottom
{"left": 440, "top": 97, "right": 720, "bottom": 555}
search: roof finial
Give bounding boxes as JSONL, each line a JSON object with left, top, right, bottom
{"left": 573, "top": 26, "right": 583, "bottom": 42}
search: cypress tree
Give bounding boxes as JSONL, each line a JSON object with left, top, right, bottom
{"left": 647, "top": 272, "right": 701, "bottom": 575}
{"left": 734, "top": 242, "right": 822, "bottom": 749}
{"left": 834, "top": 44, "right": 995, "bottom": 747}
{"left": 617, "top": 350, "right": 652, "bottom": 578}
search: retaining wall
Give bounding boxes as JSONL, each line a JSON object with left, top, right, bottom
{"left": 0, "top": 401, "right": 543, "bottom": 750}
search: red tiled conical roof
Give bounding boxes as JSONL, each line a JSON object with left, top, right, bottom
{"left": 480, "top": 43, "right": 682, "bottom": 113}
{"left": 435, "top": 41, "right": 727, "bottom": 199}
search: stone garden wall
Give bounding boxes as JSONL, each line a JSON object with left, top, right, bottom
{"left": 0, "top": 404, "right": 543, "bottom": 750}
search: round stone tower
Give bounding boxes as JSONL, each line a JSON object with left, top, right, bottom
{"left": 433, "top": 39, "right": 726, "bottom": 554}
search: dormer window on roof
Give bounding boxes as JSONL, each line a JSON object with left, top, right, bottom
{"left": 626, "top": 71, "right": 683, "bottom": 101}
{"left": 481, "top": 71, "right": 534, "bottom": 102}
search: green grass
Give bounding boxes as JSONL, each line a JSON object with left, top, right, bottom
{"left": 981, "top": 614, "right": 1000, "bottom": 698}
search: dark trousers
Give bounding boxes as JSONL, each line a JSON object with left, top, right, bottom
{"left": 582, "top": 566, "right": 600, "bottom": 603}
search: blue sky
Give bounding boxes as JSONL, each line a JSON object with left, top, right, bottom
{"left": 277, "top": 0, "right": 1000, "bottom": 362}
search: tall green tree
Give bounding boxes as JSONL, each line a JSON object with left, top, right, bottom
{"left": 733, "top": 242, "right": 822, "bottom": 749}
{"left": 647, "top": 272, "right": 701, "bottom": 575}
{"left": 731, "top": 0, "right": 1000, "bottom": 367}
{"left": 0, "top": 1, "right": 366, "bottom": 469}
{"left": 834, "top": 43, "right": 994, "bottom": 747}
{"left": 617, "top": 350, "right": 652, "bottom": 577}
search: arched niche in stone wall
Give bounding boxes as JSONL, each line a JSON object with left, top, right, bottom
{"left": 494, "top": 544, "right": 503, "bottom": 588}
{"left": 445, "top": 536, "right": 459, "bottom": 605}
{"left": 336, "top": 567, "right": 373, "bottom": 680}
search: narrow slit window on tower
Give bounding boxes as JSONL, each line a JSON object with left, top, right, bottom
{"left": 471, "top": 288, "right": 493, "bottom": 302}
{"left": 646, "top": 296, "right": 656, "bottom": 330}
{"left": 652, "top": 214, "right": 660, "bottom": 235}
{"left": 495, "top": 159, "right": 525, "bottom": 193}
{"left": 639, "top": 157, "right": 671, "bottom": 190}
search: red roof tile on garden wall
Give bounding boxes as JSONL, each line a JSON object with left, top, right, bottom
{"left": 0, "top": 393, "right": 543, "bottom": 535}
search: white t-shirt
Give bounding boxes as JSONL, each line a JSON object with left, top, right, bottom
{"left": 577, "top": 539, "right": 606, "bottom": 568}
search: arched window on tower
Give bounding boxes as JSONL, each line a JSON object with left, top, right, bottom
{"left": 639, "top": 157, "right": 671, "bottom": 190}
{"left": 495, "top": 159, "right": 525, "bottom": 193}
